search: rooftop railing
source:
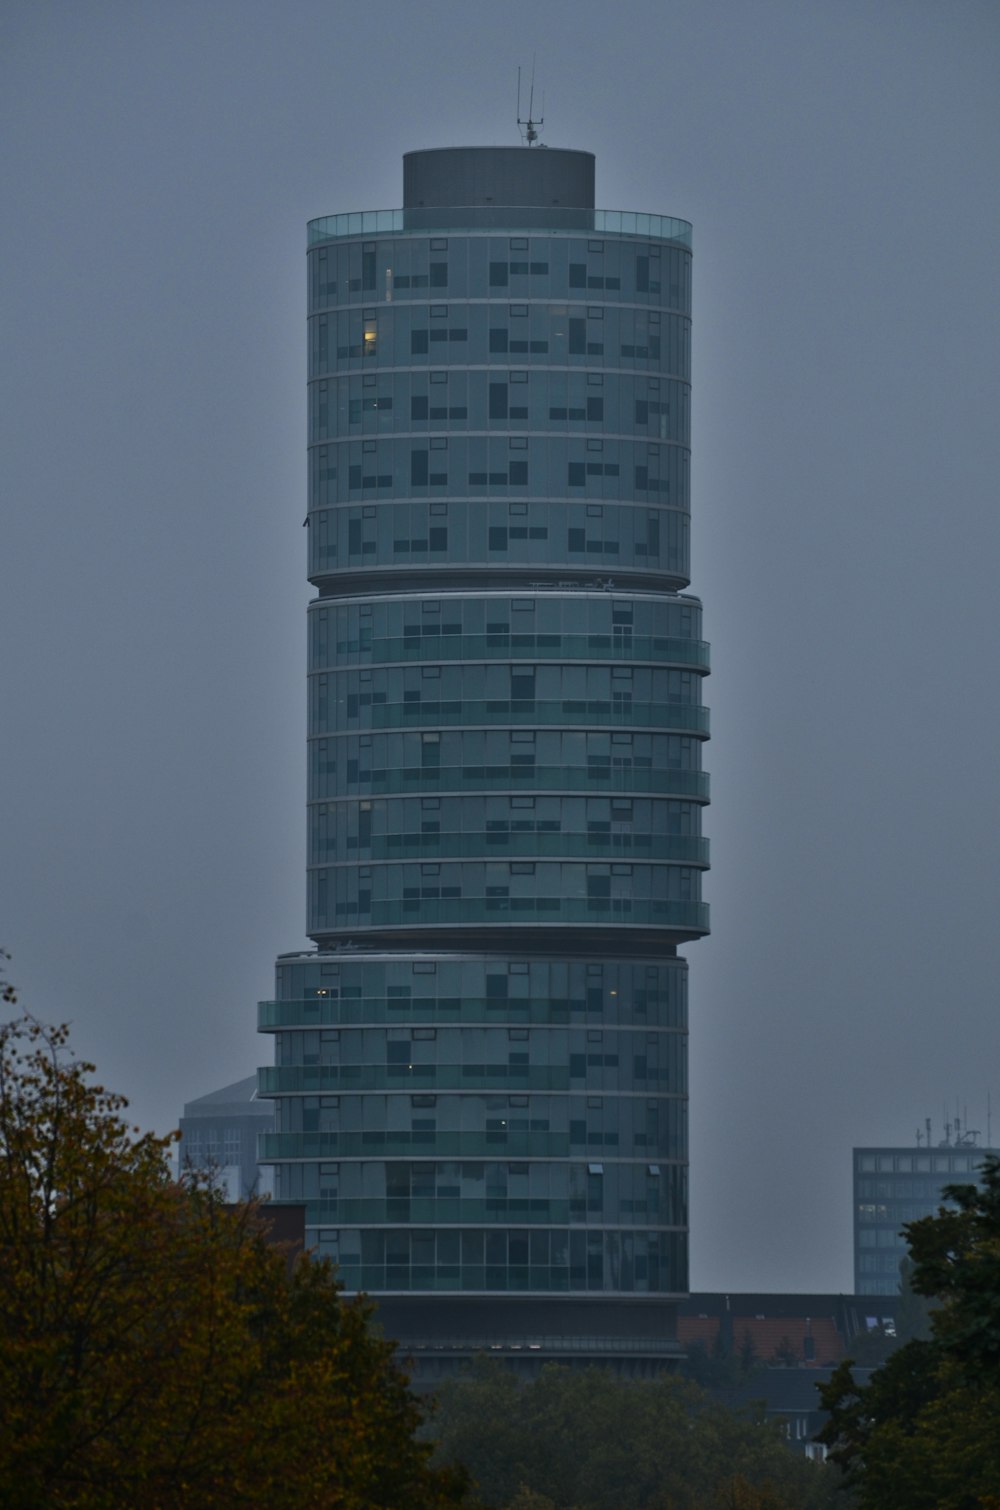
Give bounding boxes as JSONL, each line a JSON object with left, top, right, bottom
{"left": 307, "top": 207, "right": 692, "bottom": 247}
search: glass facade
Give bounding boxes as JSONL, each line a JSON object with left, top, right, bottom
{"left": 852, "top": 1145, "right": 995, "bottom": 1295}
{"left": 259, "top": 147, "right": 708, "bottom": 1365}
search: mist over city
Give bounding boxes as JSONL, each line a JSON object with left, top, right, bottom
{"left": 3, "top": 0, "right": 998, "bottom": 1307}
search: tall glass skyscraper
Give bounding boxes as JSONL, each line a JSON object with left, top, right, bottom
{"left": 258, "top": 147, "right": 709, "bottom": 1373}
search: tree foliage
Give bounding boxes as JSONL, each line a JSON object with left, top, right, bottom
{"left": 895, "top": 1254, "right": 932, "bottom": 1345}
{"left": 429, "top": 1357, "right": 845, "bottom": 1510}
{"left": 819, "top": 1154, "right": 1000, "bottom": 1509}
{"left": 0, "top": 1014, "right": 468, "bottom": 1508}
{"left": 683, "top": 1327, "right": 764, "bottom": 1392}
{"left": 1, "top": 947, "right": 15, "bottom": 1003}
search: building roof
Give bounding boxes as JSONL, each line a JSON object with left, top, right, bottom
{"left": 724, "top": 1365, "right": 875, "bottom": 1417}
{"left": 680, "top": 1292, "right": 858, "bottom": 1318}
{"left": 678, "top": 1292, "right": 901, "bottom": 1367}
{"left": 182, "top": 1075, "right": 272, "bottom": 1119}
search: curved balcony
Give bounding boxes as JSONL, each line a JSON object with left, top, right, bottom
{"left": 327, "top": 698, "right": 708, "bottom": 735}
{"left": 259, "top": 1130, "right": 573, "bottom": 1160}
{"left": 307, "top": 206, "right": 693, "bottom": 247}
{"left": 260, "top": 1064, "right": 573, "bottom": 1094}
{"left": 258, "top": 997, "right": 686, "bottom": 1030}
{"left": 335, "top": 765, "right": 710, "bottom": 801}
{"left": 317, "top": 832, "right": 709, "bottom": 867}
{"left": 326, "top": 633, "right": 710, "bottom": 672}
{"left": 303, "top": 1196, "right": 576, "bottom": 1225}
{"left": 295, "top": 1199, "right": 676, "bottom": 1228}
{"left": 323, "top": 897, "right": 709, "bottom": 934}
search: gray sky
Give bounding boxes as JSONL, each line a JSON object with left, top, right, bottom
{"left": 2, "top": 0, "right": 999, "bottom": 1293}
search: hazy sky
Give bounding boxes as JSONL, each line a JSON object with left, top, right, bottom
{"left": 3, "top": 0, "right": 999, "bottom": 1293}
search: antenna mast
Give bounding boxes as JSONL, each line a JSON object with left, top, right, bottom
{"left": 517, "top": 61, "right": 544, "bottom": 146}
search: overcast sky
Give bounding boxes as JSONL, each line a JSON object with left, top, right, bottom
{"left": 3, "top": 0, "right": 999, "bottom": 1293}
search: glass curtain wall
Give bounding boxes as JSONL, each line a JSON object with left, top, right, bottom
{"left": 259, "top": 148, "right": 708, "bottom": 1365}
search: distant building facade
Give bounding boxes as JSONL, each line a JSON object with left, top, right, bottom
{"left": 678, "top": 1294, "right": 886, "bottom": 1462}
{"left": 853, "top": 1136, "right": 995, "bottom": 1295}
{"left": 178, "top": 1075, "right": 275, "bottom": 1202}
{"left": 678, "top": 1292, "right": 854, "bottom": 1368}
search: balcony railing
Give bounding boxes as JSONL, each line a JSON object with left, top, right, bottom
{"left": 321, "top": 897, "right": 709, "bottom": 933}
{"left": 316, "top": 765, "right": 711, "bottom": 800}
{"left": 326, "top": 633, "right": 710, "bottom": 672}
{"left": 316, "top": 833, "right": 710, "bottom": 866}
{"left": 324, "top": 699, "right": 707, "bottom": 735}
{"left": 307, "top": 206, "right": 693, "bottom": 247}
{"left": 258, "top": 997, "right": 680, "bottom": 1029}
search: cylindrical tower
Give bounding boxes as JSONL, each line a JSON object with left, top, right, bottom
{"left": 259, "top": 147, "right": 708, "bottom": 1376}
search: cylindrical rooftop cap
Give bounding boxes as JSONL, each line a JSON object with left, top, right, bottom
{"left": 403, "top": 147, "right": 595, "bottom": 210}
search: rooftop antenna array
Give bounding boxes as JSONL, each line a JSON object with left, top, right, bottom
{"left": 517, "top": 61, "right": 544, "bottom": 146}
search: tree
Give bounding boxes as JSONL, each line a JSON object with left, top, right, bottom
{"left": 904, "top": 1154, "right": 1000, "bottom": 1381}
{"left": 738, "top": 1327, "right": 760, "bottom": 1376}
{"left": 684, "top": 1327, "right": 762, "bottom": 1391}
{"left": 818, "top": 1155, "right": 1000, "bottom": 1509}
{"left": 0, "top": 1014, "right": 469, "bottom": 1508}
{"left": 1, "top": 946, "right": 15, "bottom": 1003}
{"left": 839, "top": 1322, "right": 896, "bottom": 1369}
{"left": 895, "top": 1254, "right": 932, "bottom": 1344}
{"left": 772, "top": 1336, "right": 799, "bottom": 1368}
{"left": 430, "top": 1357, "right": 845, "bottom": 1510}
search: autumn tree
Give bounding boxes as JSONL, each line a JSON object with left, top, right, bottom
{"left": 0, "top": 1014, "right": 468, "bottom": 1508}
{"left": 818, "top": 1154, "right": 1000, "bottom": 1509}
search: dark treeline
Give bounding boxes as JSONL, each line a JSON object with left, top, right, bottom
{"left": 427, "top": 1360, "right": 848, "bottom": 1510}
